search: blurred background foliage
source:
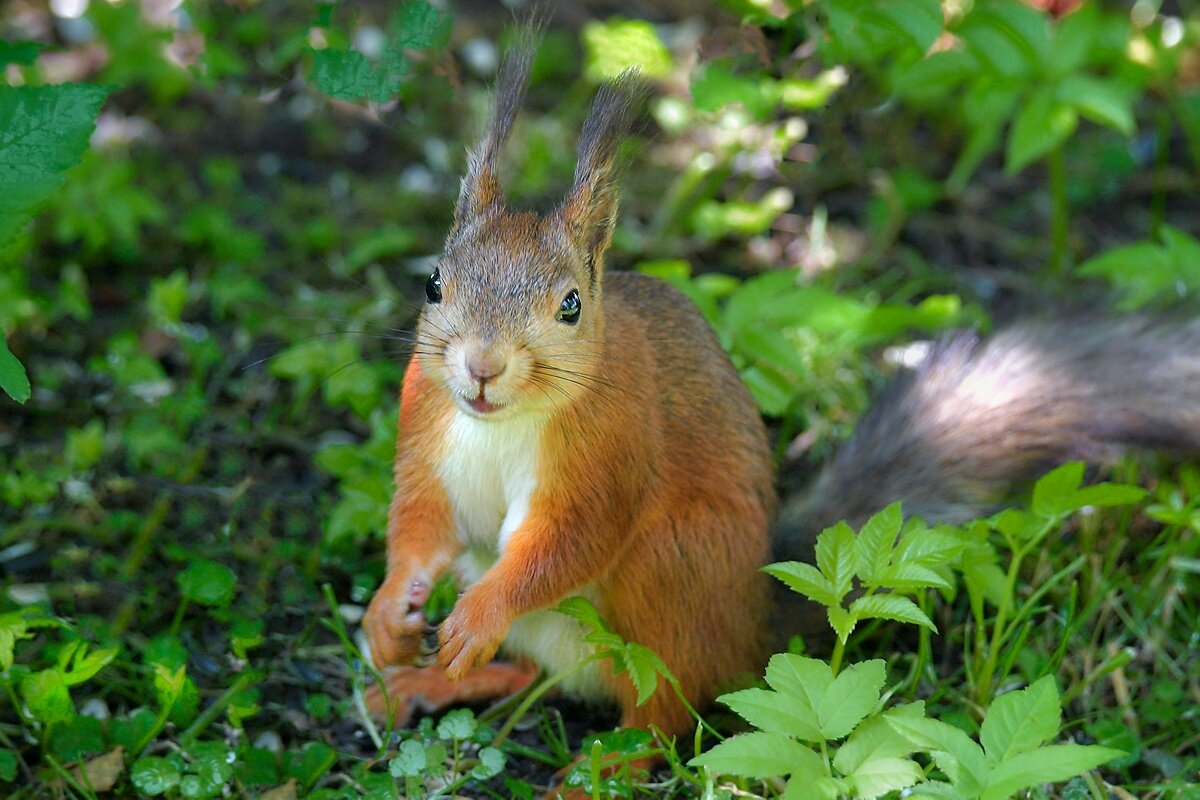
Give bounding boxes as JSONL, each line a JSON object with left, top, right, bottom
{"left": 1, "top": 0, "right": 1198, "bottom": 797}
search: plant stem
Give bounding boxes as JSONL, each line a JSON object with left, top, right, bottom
{"left": 178, "top": 670, "right": 259, "bottom": 748}
{"left": 492, "top": 659, "right": 593, "bottom": 748}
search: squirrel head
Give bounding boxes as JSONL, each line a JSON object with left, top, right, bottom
{"left": 415, "top": 33, "right": 642, "bottom": 421}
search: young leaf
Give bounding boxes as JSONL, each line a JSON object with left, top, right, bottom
{"left": 131, "top": 756, "right": 183, "bottom": 796}
{"left": 815, "top": 521, "right": 857, "bottom": 603}
{"left": 982, "top": 744, "right": 1125, "bottom": 800}
{"left": 1005, "top": 86, "right": 1078, "bottom": 174}
{"left": 856, "top": 502, "right": 903, "bottom": 585}
{"left": 848, "top": 595, "right": 937, "bottom": 633}
{"left": 979, "top": 675, "right": 1061, "bottom": 763}
{"left": 1071, "top": 483, "right": 1147, "bottom": 508}
{"left": 623, "top": 643, "right": 665, "bottom": 706}
{"left": 847, "top": 756, "right": 925, "bottom": 799}
{"left": 21, "top": 669, "right": 74, "bottom": 724}
{"left": 886, "top": 716, "right": 989, "bottom": 794}
{"left": 764, "top": 561, "right": 839, "bottom": 608}
{"left": 689, "top": 731, "right": 823, "bottom": 779}
{"left": 828, "top": 605, "right": 857, "bottom": 643}
{"left": 0, "top": 338, "right": 30, "bottom": 404}
{"left": 470, "top": 747, "right": 506, "bottom": 780}
{"left": 765, "top": 654, "right": 833, "bottom": 720}
{"left": 818, "top": 659, "right": 886, "bottom": 740}
{"left": 556, "top": 596, "right": 609, "bottom": 633}
{"left": 1031, "top": 462, "right": 1085, "bottom": 518}
{"left": 436, "top": 708, "right": 476, "bottom": 740}
{"left": 1057, "top": 74, "right": 1134, "bottom": 136}
{"left": 720, "top": 687, "right": 822, "bottom": 742}
{"left": 834, "top": 701, "right": 925, "bottom": 774}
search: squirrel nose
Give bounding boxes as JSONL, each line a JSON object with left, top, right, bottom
{"left": 465, "top": 349, "right": 507, "bottom": 384}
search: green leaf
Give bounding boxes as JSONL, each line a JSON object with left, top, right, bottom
{"left": 848, "top": 756, "right": 925, "bottom": 799}
{"left": 828, "top": 605, "right": 857, "bottom": 643}
{"left": 815, "top": 521, "right": 857, "bottom": 603}
{"left": 875, "top": 563, "right": 953, "bottom": 593}
{"left": 0, "top": 749, "right": 16, "bottom": 782}
{"left": 1031, "top": 462, "right": 1085, "bottom": 518}
{"left": 765, "top": 654, "right": 833, "bottom": 715}
{"left": 176, "top": 559, "right": 237, "bottom": 606}
{"left": 980, "top": 675, "right": 1061, "bottom": 763}
{"left": 886, "top": 715, "right": 988, "bottom": 794}
{"left": 582, "top": 18, "right": 672, "bottom": 82}
{"left": 391, "top": 1, "right": 450, "bottom": 49}
{"left": 21, "top": 669, "right": 73, "bottom": 724}
{"left": 1057, "top": 74, "right": 1134, "bottom": 136}
{"left": 131, "top": 756, "right": 183, "bottom": 796}
{"left": 818, "top": 659, "right": 886, "bottom": 740}
{"left": 0, "top": 84, "right": 110, "bottom": 249}
{"left": 720, "top": 687, "right": 823, "bottom": 742}
{"left": 982, "top": 744, "right": 1125, "bottom": 800}
{"left": 834, "top": 701, "right": 925, "bottom": 774}
{"left": 764, "top": 561, "right": 839, "bottom": 607}
{"left": 555, "top": 596, "right": 609, "bottom": 633}
{"left": 436, "top": 707, "right": 477, "bottom": 740}
{"left": 389, "top": 740, "right": 426, "bottom": 777}
{"left": 1005, "top": 86, "right": 1078, "bottom": 174}
{"left": 1071, "top": 483, "right": 1147, "bottom": 508}
{"left": 958, "top": 2, "right": 1050, "bottom": 78}
{"left": 623, "top": 643, "right": 665, "bottom": 706}
{"left": 0, "top": 338, "right": 30, "bottom": 404}
{"left": 0, "top": 40, "right": 45, "bottom": 69}
{"left": 848, "top": 595, "right": 937, "bottom": 632}
{"left": 689, "top": 731, "right": 823, "bottom": 779}
{"left": 470, "top": 747, "right": 505, "bottom": 780}
{"left": 59, "top": 641, "right": 118, "bottom": 686}
{"left": 855, "top": 502, "right": 902, "bottom": 584}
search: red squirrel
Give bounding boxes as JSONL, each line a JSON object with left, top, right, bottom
{"left": 362, "top": 35, "right": 1200, "bottom": 737}
{"left": 361, "top": 40, "right": 774, "bottom": 737}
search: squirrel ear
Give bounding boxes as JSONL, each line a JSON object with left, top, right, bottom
{"left": 451, "top": 30, "right": 539, "bottom": 236}
{"left": 558, "top": 74, "right": 645, "bottom": 283}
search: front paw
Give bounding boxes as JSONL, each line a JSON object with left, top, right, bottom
{"left": 437, "top": 589, "right": 510, "bottom": 679}
{"left": 363, "top": 575, "right": 433, "bottom": 668}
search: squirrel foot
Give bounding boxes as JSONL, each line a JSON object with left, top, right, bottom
{"left": 362, "top": 661, "right": 539, "bottom": 728}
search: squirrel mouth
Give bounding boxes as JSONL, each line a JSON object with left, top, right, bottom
{"left": 467, "top": 393, "right": 501, "bottom": 415}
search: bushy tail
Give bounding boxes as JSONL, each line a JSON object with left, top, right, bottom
{"left": 773, "top": 317, "right": 1200, "bottom": 561}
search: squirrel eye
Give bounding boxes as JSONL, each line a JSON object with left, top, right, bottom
{"left": 425, "top": 268, "right": 443, "bottom": 304}
{"left": 557, "top": 289, "right": 581, "bottom": 325}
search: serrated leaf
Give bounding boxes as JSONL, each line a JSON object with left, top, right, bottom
{"left": 849, "top": 594, "right": 937, "bottom": 632}
{"left": 689, "top": 731, "right": 822, "bottom": 779}
{"left": 893, "top": 526, "right": 964, "bottom": 569}
{"left": 982, "top": 744, "right": 1125, "bottom": 800}
{"left": 848, "top": 756, "right": 925, "bottom": 799}
{"left": 389, "top": 740, "right": 426, "bottom": 777}
{"left": 623, "top": 643, "right": 665, "bottom": 706}
{"left": 555, "top": 596, "right": 608, "bottom": 633}
{"left": 0, "top": 40, "right": 45, "bottom": 69}
{"left": 856, "top": 502, "right": 902, "bottom": 585}
{"left": 764, "top": 561, "right": 838, "bottom": 607}
{"left": 980, "top": 675, "right": 1061, "bottom": 763}
{"left": 834, "top": 702, "right": 925, "bottom": 774}
{"left": 886, "top": 715, "right": 988, "bottom": 794}
{"left": 720, "top": 688, "right": 822, "bottom": 742}
{"left": 0, "top": 339, "right": 30, "bottom": 404}
{"left": 391, "top": 1, "right": 450, "bottom": 49}
{"left": 765, "top": 654, "right": 832, "bottom": 717}
{"left": 1006, "top": 87, "right": 1078, "bottom": 173}
{"left": 875, "top": 563, "right": 953, "bottom": 593}
{"left": 828, "top": 605, "right": 857, "bottom": 643}
{"left": 782, "top": 774, "right": 841, "bottom": 800}
{"left": 815, "top": 522, "right": 857, "bottom": 602}
{"left": 1031, "top": 462, "right": 1085, "bottom": 518}
{"left": 818, "top": 659, "right": 886, "bottom": 740}
{"left": 0, "top": 84, "right": 110, "bottom": 249}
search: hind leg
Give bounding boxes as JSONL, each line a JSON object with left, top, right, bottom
{"left": 363, "top": 661, "right": 539, "bottom": 728}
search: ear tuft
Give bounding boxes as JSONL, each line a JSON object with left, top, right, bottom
{"left": 451, "top": 26, "right": 543, "bottom": 235}
{"left": 559, "top": 72, "right": 647, "bottom": 282}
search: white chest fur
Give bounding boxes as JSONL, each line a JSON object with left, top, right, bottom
{"left": 437, "top": 411, "right": 542, "bottom": 574}
{"left": 436, "top": 410, "right": 603, "bottom": 699}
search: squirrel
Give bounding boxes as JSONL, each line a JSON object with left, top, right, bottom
{"left": 361, "top": 34, "right": 1200, "bottom": 740}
